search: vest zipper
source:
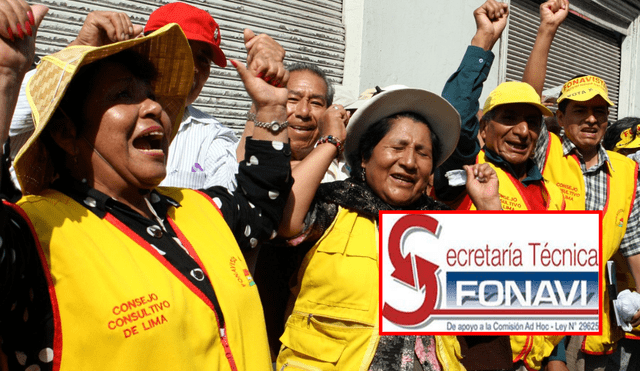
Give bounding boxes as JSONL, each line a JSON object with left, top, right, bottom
{"left": 280, "top": 359, "right": 322, "bottom": 371}
{"left": 220, "top": 327, "right": 239, "bottom": 371}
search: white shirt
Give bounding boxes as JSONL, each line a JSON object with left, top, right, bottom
{"left": 321, "top": 157, "right": 350, "bottom": 183}
{"left": 160, "top": 105, "right": 239, "bottom": 191}
{"left": 10, "top": 69, "right": 37, "bottom": 190}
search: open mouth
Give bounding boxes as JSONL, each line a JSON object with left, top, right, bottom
{"left": 506, "top": 141, "right": 529, "bottom": 152}
{"left": 391, "top": 173, "right": 415, "bottom": 185}
{"left": 133, "top": 129, "right": 164, "bottom": 155}
{"left": 289, "top": 124, "right": 315, "bottom": 132}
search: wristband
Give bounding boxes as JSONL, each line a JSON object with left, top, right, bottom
{"left": 315, "top": 135, "right": 344, "bottom": 157}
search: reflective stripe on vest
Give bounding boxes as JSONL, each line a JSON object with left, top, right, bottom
{"left": 541, "top": 134, "right": 638, "bottom": 354}
{"left": 458, "top": 150, "right": 565, "bottom": 211}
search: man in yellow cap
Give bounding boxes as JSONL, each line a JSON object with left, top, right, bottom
{"left": 433, "top": 1, "right": 565, "bottom": 214}
{"left": 521, "top": 1, "right": 640, "bottom": 370}
{"left": 433, "top": 1, "right": 567, "bottom": 370}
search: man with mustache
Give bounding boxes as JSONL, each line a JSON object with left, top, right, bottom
{"left": 522, "top": 1, "right": 640, "bottom": 370}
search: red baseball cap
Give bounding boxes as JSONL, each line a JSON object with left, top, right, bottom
{"left": 145, "top": 2, "right": 227, "bottom": 68}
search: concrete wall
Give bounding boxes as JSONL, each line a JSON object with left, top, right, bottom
{"left": 343, "top": 0, "right": 640, "bottom": 119}
{"left": 342, "top": 0, "right": 503, "bottom": 105}
{"left": 619, "top": 17, "right": 640, "bottom": 118}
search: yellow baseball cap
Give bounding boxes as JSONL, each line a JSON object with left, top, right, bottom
{"left": 557, "top": 75, "right": 614, "bottom": 106}
{"left": 483, "top": 81, "right": 553, "bottom": 117}
{"left": 615, "top": 124, "right": 640, "bottom": 151}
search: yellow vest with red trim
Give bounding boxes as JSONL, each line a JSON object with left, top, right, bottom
{"left": 276, "top": 207, "right": 465, "bottom": 371}
{"left": 467, "top": 152, "right": 565, "bottom": 368}
{"left": 460, "top": 150, "right": 565, "bottom": 211}
{"left": 510, "top": 335, "right": 563, "bottom": 370}
{"left": 541, "top": 133, "right": 638, "bottom": 355}
{"left": 16, "top": 188, "right": 272, "bottom": 370}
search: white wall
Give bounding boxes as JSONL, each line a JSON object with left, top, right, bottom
{"left": 342, "top": 0, "right": 503, "bottom": 106}
{"left": 619, "top": 17, "right": 640, "bottom": 118}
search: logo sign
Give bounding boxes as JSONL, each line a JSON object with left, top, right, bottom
{"left": 380, "top": 211, "right": 601, "bottom": 335}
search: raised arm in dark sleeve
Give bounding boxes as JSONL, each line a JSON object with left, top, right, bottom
{"left": 433, "top": 46, "right": 494, "bottom": 201}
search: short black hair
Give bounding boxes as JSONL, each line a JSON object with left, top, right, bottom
{"left": 603, "top": 117, "right": 640, "bottom": 151}
{"left": 287, "top": 62, "right": 334, "bottom": 106}
{"left": 350, "top": 112, "right": 441, "bottom": 181}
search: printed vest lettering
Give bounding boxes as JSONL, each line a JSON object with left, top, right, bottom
{"left": 458, "top": 150, "right": 565, "bottom": 211}
{"left": 16, "top": 188, "right": 271, "bottom": 370}
{"left": 542, "top": 133, "right": 638, "bottom": 354}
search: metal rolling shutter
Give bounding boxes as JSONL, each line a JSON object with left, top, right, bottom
{"left": 34, "top": 0, "right": 346, "bottom": 133}
{"left": 506, "top": 0, "right": 622, "bottom": 120}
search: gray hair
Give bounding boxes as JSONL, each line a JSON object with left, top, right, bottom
{"left": 287, "top": 62, "right": 334, "bottom": 106}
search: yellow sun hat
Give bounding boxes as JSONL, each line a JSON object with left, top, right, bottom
{"left": 15, "top": 23, "right": 194, "bottom": 195}
{"left": 614, "top": 124, "right": 640, "bottom": 151}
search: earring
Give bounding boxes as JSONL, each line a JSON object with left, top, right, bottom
{"left": 361, "top": 167, "right": 366, "bottom": 182}
{"left": 73, "top": 147, "right": 79, "bottom": 165}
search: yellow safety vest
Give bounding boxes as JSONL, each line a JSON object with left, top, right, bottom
{"left": 459, "top": 150, "right": 565, "bottom": 211}
{"left": 277, "top": 207, "right": 465, "bottom": 370}
{"left": 16, "top": 188, "right": 272, "bottom": 370}
{"left": 469, "top": 151, "right": 564, "bottom": 368}
{"left": 541, "top": 133, "right": 638, "bottom": 355}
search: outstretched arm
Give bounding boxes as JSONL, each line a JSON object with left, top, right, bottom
{"left": 278, "top": 105, "right": 348, "bottom": 238}
{"left": 434, "top": 0, "right": 508, "bottom": 202}
{"left": 522, "top": 0, "right": 569, "bottom": 96}
{"left": 0, "top": 1, "right": 47, "bottom": 153}
{"left": 470, "top": 0, "right": 509, "bottom": 51}
{"left": 236, "top": 29, "right": 288, "bottom": 161}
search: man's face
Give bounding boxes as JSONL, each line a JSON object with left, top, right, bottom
{"left": 480, "top": 103, "right": 543, "bottom": 172}
{"left": 286, "top": 70, "right": 328, "bottom": 161}
{"left": 187, "top": 40, "right": 214, "bottom": 106}
{"left": 557, "top": 96, "right": 609, "bottom": 155}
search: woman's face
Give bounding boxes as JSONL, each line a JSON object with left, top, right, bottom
{"left": 361, "top": 117, "right": 433, "bottom": 207}
{"left": 78, "top": 61, "right": 172, "bottom": 191}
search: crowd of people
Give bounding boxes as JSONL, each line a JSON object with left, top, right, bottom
{"left": 0, "top": 0, "right": 638, "bottom": 370}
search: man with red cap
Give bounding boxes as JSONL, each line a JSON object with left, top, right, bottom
{"left": 144, "top": 2, "right": 241, "bottom": 190}
{"left": 146, "top": 2, "right": 287, "bottom": 191}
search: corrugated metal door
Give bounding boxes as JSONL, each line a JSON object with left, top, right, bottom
{"left": 506, "top": 0, "right": 622, "bottom": 119}
{"left": 34, "top": 0, "right": 346, "bottom": 133}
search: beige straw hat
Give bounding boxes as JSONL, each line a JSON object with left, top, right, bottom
{"left": 344, "top": 85, "right": 461, "bottom": 169}
{"left": 15, "top": 23, "right": 194, "bottom": 195}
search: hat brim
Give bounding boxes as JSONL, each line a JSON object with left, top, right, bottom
{"left": 616, "top": 136, "right": 640, "bottom": 150}
{"left": 487, "top": 101, "right": 554, "bottom": 118}
{"left": 557, "top": 90, "right": 614, "bottom": 106}
{"left": 344, "top": 88, "right": 461, "bottom": 169}
{"left": 15, "top": 23, "right": 194, "bottom": 195}
{"left": 189, "top": 34, "right": 227, "bottom": 68}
